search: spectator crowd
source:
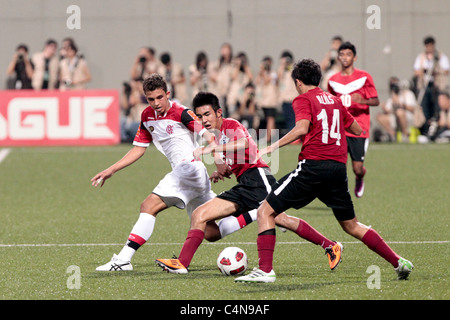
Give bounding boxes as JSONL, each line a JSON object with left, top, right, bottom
{"left": 5, "top": 36, "right": 450, "bottom": 144}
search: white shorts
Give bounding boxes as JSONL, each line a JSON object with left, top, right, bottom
{"left": 152, "top": 160, "right": 216, "bottom": 217}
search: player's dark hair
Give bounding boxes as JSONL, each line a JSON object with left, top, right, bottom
{"left": 192, "top": 92, "right": 221, "bottom": 113}
{"left": 291, "top": 58, "right": 322, "bottom": 86}
{"left": 143, "top": 73, "right": 167, "bottom": 93}
{"left": 338, "top": 41, "right": 357, "bottom": 56}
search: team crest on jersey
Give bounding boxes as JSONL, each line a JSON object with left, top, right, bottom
{"left": 220, "top": 132, "right": 230, "bottom": 145}
{"left": 166, "top": 124, "right": 174, "bottom": 135}
{"left": 149, "top": 126, "right": 154, "bottom": 132}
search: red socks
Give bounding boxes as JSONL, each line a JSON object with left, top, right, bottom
{"left": 295, "top": 220, "right": 335, "bottom": 249}
{"left": 178, "top": 229, "right": 204, "bottom": 268}
{"left": 257, "top": 230, "right": 276, "bottom": 273}
{"left": 362, "top": 229, "right": 400, "bottom": 268}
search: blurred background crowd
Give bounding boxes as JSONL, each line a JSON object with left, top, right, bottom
{"left": 6, "top": 35, "right": 449, "bottom": 144}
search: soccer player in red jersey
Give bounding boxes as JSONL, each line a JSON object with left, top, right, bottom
{"left": 155, "top": 92, "right": 343, "bottom": 274}
{"left": 328, "top": 42, "right": 379, "bottom": 198}
{"left": 236, "top": 59, "right": 413, "bottom": 283}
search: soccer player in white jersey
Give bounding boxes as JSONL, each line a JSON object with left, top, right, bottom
{"left": 92, "top": 74, "right": 251, "bottom": 271}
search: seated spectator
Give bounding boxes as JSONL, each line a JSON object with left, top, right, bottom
{"left": 31, "top": 39, "right": 59, "bottom": 90}
{"left": 377, "top": 77, "right": 418, "bottom": 142}
{"left": 59, "top": 41, "right": 91, "bottom": 90}
{"left": 6, "top": 43, "right": 33, "bottom": 89}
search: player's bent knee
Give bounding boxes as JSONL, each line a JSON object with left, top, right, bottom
{"left": 191, "top": 207, "right": 209, "bottom": 226}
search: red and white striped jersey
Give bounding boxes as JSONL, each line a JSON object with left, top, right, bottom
{"left": 133, "top": 101, "right": 206, "bottom": 168}
{"left": 328, "top": 68, "right": 378, "bottom": 138}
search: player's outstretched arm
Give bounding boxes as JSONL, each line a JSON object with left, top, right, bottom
{"left": 91, "top": 146, "right": 146, "bottom": 187}
{"left": 260, "top": 119, "right": 309, "bottom": 157}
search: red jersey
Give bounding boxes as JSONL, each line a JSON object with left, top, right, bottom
{"left": 217, "top": 118, "right": 268, "bottom": 178}
{"left": 293, "top": 87, "right": 355, "bottom": 164}
{"left": 327, "top": 68, "right": 378, "bottom": 138}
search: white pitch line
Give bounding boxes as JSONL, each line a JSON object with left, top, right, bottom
{"left": 0, "top": 240, "right": 448, "bottom": 248}
{"left": 0, "top": 148, "right": 11, "bottom": 164}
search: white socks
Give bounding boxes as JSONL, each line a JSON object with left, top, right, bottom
{"left": 118, "top": 213, "right": 156, "bottom": 262}
{"left": 218, "top": 210, "right": 257, "bottom": 238}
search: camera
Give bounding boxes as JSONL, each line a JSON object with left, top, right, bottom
{"left": 139, "top": 56, "right": 147, "bottom": 64}
{"left": 64, "top": 79, "right": 73, "bottom": 87}
{"left": 389, "top": 83, "right": 400, "bottom": 94}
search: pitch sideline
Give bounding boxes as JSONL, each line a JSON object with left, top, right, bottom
{"left": 0, "top": 148, "right": 11, "bottom": 164}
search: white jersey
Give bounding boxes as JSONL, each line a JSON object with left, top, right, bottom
{"left": 133, "top": 100, "right": 214, "bottom": 211}
{"left": 133, "top": 100, "right": 206, "bottom": 169}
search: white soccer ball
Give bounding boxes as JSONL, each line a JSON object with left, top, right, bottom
{"left": 217, "top": 247, "right": 248, "bottom": 276}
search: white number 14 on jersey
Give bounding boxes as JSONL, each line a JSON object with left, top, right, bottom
{"left": 317, "top": 109, "right": 341, "bottom": 145}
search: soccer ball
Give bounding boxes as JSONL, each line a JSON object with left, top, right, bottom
{"left": 217, "top": 247, "right": 248, "bottom": 276}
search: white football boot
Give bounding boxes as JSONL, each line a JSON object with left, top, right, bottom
{"left": 96, "top": 254, "right": 133, "bottom": 271}
{"left": 394, "top": 257, "right": 414, "bottom": 280}
{"left": 235, "top": 268, "right": 276, "bottom": 283}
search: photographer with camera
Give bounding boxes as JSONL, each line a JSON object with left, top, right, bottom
{"left": 189, "top": 51, "right": 215, "bottom": 98}
{"left": 377, "top": 77, "right": 419, "bottom": 143}
{"left": 130, "top": 47, "right": 160, "bottom": 82}
{"left": 238, "top": 82, "right": 259, "bottom": 130}
{"left": 227, "top": 52, "right": 253, "bottom": 119}
{"left": 31, "top": 39, "right": 59, "bottom": 90}
{"left": 157, "top": 52, "right": 188, "bottom": 105}
{"left": 413, "top": 36, "right": 449, "bottom": 140}
{"left": 277, "top": 50, "right": 298, "bottom": 135}
{"left": 6, "top": 44, "right": 34, "bottom": 89}
{"left": 59, "top": 41, "right": 91, "bottom": 91}
{"left": 256, "top": 56, "right": 279, "bottom": 142}
{"left": 320, "top": 36, "right": 343, "bottom": 91}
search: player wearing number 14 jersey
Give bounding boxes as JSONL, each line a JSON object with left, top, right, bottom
{"left": 236, "top": 59, "right": 413, "bottom": 283}
{"left": 328, "top": 42, "right": 379, "bottom": 198}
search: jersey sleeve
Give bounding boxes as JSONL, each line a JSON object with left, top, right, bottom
{"left": 292, "top": 95, "right": 312, "bottom": 123}
{"left": 181, "top": 108, "right": 207, "bottom": 136}
{"left": 327, "top": 79, "right": 336, "bottom": 96}
{"left": 133, "top": 122, "right": 152, "bottom": 147}
{"left": 363, "top": 73, "right": 378, "bottom": 99}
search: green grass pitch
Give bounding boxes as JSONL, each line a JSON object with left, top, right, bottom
{"left": 0, "top": 143, "right": 448, "bottom": 301}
